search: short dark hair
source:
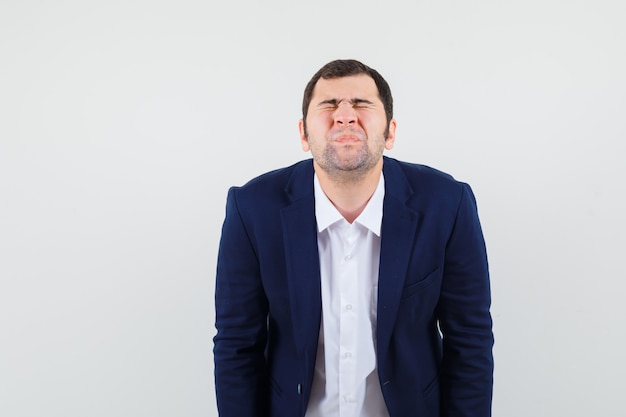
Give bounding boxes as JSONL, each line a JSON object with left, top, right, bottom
{"left": 301, "top": 59, "right": 394, "bottom": 133}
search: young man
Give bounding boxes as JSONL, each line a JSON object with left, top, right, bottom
{"left": 214, "top": 59, "right": 494, "bottom": 417}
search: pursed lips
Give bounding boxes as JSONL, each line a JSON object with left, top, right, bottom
{"left": 334, "top": 136, "right": 361, "bottom": 143}
{"left": 331, "top": 130, "right": 364, "bottom": 143}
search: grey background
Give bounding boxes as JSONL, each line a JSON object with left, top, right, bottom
{"left": 1, "top": 0, "right": 625, "bottom": 416}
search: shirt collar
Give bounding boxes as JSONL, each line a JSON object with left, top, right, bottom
{"left": 314, "top": 172, "right": 385, "bottom": 236}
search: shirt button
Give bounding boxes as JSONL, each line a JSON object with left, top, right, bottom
{"left": 344, "top": 254, "right": 352, "bottom": 261}
{"left": 344, "top": 352, "right": 352, "bottom": 359}
{"left": 345, "top": 304, "right": 352, "bottom": 310}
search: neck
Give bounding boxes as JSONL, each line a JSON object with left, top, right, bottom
{"left": 315, "top": 159, "right": 383, "bottom": 223}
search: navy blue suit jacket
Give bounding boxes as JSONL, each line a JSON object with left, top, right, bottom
{"left": 214, "top": 157, "right": 494, "bottom": 417}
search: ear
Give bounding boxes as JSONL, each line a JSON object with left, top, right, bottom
{"left": 384, "top": 119, "right": 397, "bottom": 150}
{"left": 298, "top": 119, "right": 310, "bottom": 152}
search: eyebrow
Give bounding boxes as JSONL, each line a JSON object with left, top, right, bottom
{"left": 317, "top": 98, "right": 375, "bottom": 106}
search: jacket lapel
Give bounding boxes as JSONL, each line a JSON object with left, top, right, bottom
{"left": 377, "top": 157, "right": 420, "bottom": 360}
{"left": 280, "top": 160, "right": 322, "bottom": 357}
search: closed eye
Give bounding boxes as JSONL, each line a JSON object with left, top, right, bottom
{"left": 318, "top": 99, "right": 339, "bottom": 109}
{"left": 316, "top": 98, "right": 375, "bottom": 109}
{"left": 352, "top": 99, "right": 375, "bottom": 108}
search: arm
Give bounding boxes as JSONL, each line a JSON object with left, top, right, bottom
{"left": 437, "top": 183, "right": 494, "bottom": 416}
{"left": 213, "top": 187, "right": 269, "bottom": 417}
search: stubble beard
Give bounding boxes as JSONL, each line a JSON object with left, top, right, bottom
{"left": 313, "top": 133, "right": 386, "bottom": 184}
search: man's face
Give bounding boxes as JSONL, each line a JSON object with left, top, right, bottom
{"left": 299, "top": 74, "right": 396, "bottom": 178}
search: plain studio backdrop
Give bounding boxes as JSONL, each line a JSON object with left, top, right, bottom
{"left": 1, "top": 0, "right": 624, "bottom": 416}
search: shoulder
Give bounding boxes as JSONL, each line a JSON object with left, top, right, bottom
{"left": 390, "top": 158, "right": 456, "bottom": 181}
{"left": 240, "top": 160, "right": 308, "bottom": 188}
{"left": 227, "top": 159, "right": 314, "bottom": 208}
{"left": 383, "top": 156, "right": 475, "bottom": 211}
{"left": 384, "top": 156, "right": 465, "bottom": 192}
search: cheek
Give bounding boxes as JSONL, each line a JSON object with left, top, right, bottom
{"left": 309, "top": 113, "right": 334, "bottom": 130}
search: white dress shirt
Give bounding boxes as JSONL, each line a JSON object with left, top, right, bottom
{"left": 305, "top": 173, "right": 390, "bottom": 417}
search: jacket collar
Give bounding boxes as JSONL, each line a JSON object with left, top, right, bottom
{"left": 283, "top": 156, "right": 414, "bottom": 201}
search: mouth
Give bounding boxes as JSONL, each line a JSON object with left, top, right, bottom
{"left": 333, "top": 135, "right": 362, "bottom": 144}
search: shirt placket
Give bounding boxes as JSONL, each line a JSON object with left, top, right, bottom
{"left": 338, "top": 223, "right": 360, "bottom": 416}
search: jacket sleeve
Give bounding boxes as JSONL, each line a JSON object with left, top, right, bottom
{"left": 213, "top": 187, "right": 269, "bottom": 417}
{"left": 437, "top": 183, "right": 494, "bottom": 416}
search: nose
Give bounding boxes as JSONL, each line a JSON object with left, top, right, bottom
{"left": 333, "top": 101, "right": 357, "bottom": 126}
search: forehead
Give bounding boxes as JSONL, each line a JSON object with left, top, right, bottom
{"left": 312, "top": 74, "right": 380, "bottom": 101}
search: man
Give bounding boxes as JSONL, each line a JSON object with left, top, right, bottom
{"left": 214, "top": 59, "right": 494, "bottom": 417}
